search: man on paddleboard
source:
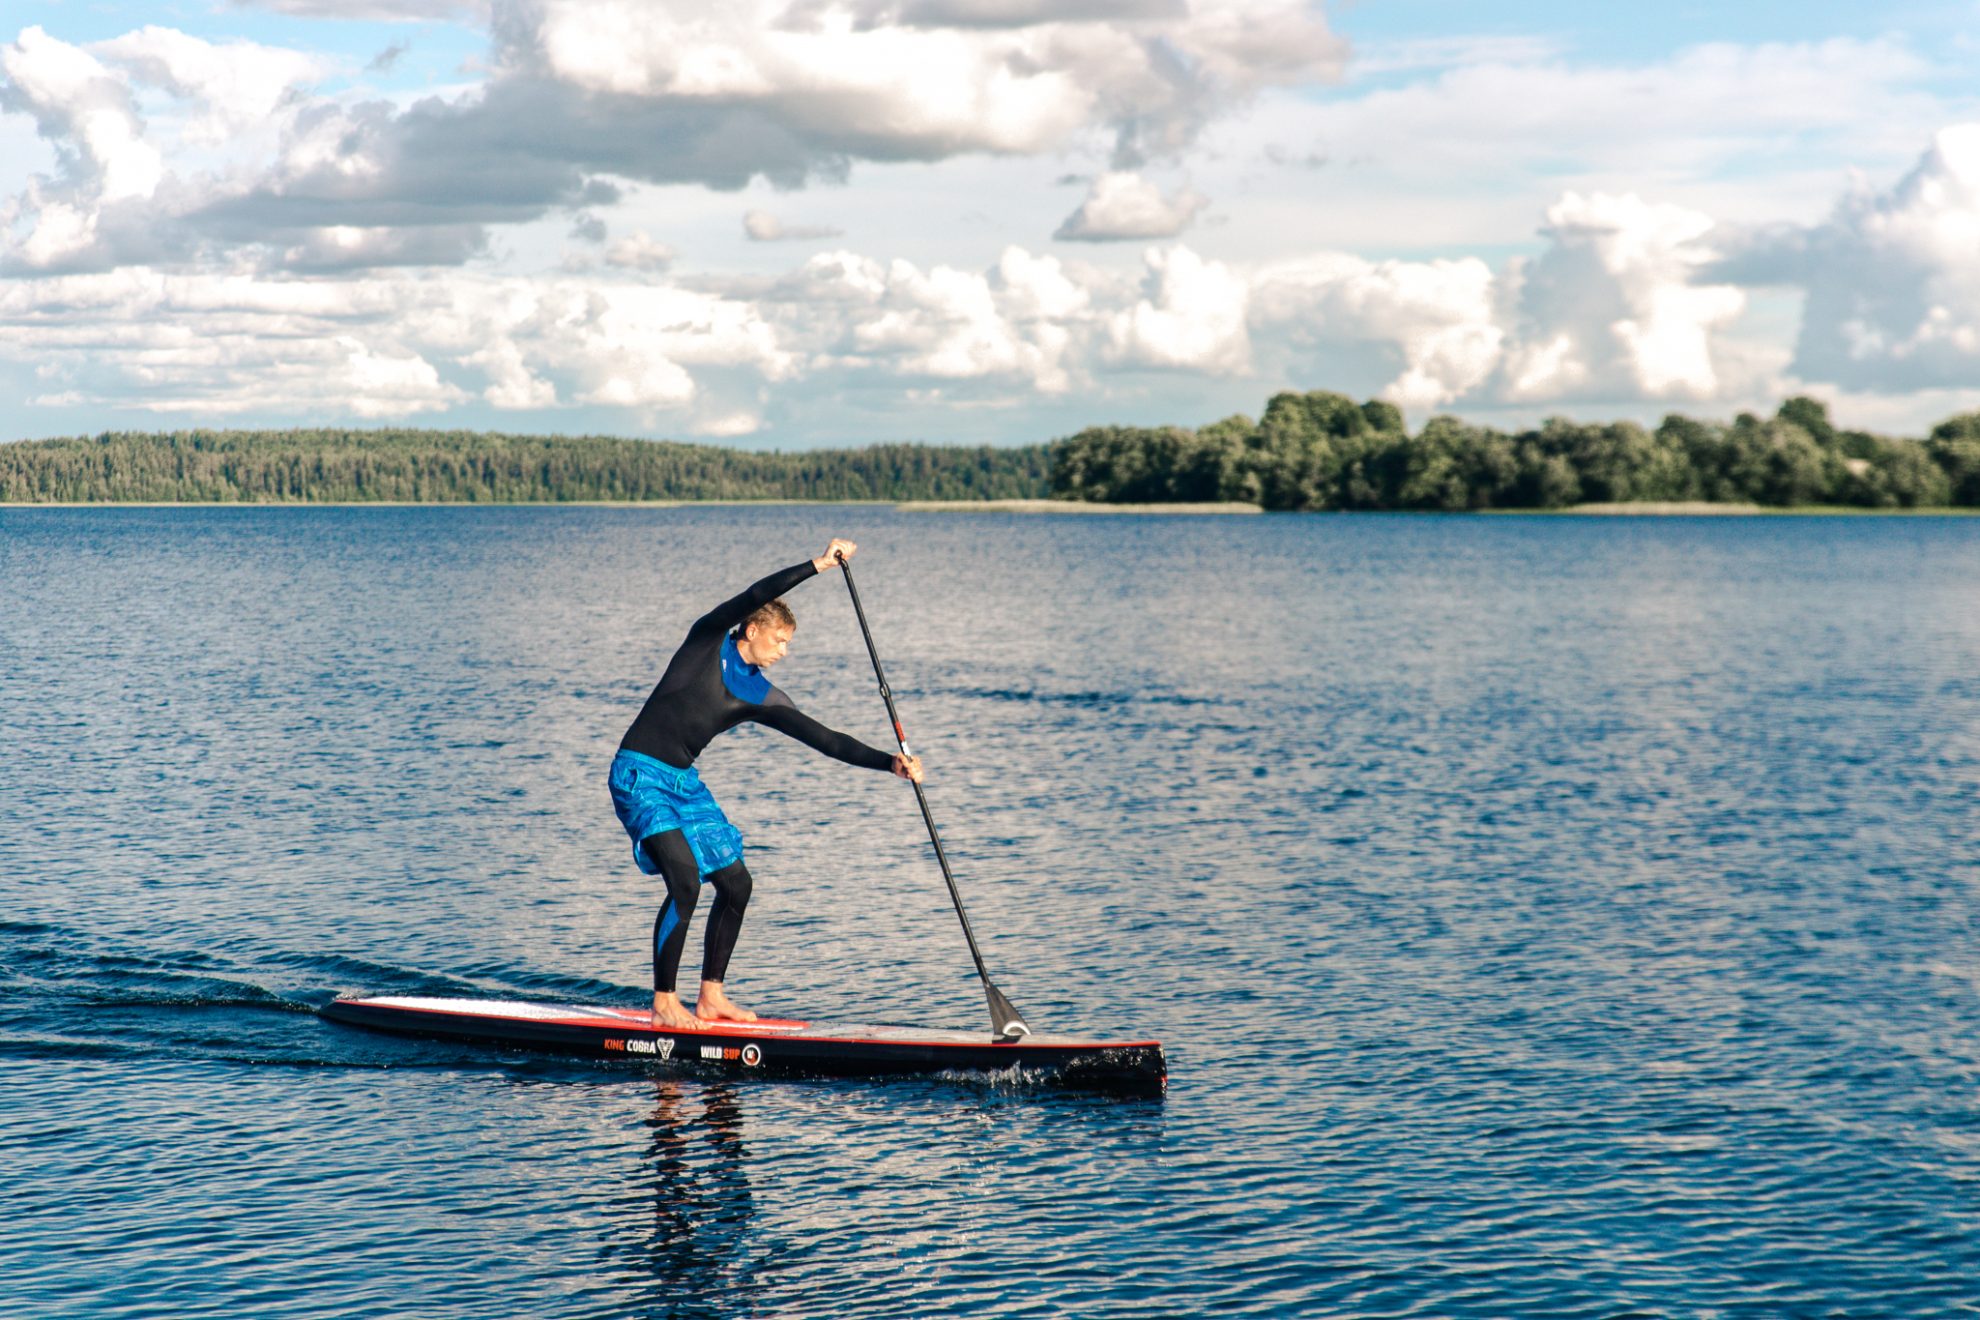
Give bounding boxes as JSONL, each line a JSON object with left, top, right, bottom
{"left": 609, "top": 538, "right": 922, "bottom": 1030}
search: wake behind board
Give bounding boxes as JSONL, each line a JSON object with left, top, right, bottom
{"left": 322, "top": 995, "right": 1165, "bottom": 1093}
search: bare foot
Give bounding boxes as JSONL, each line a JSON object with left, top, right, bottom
{"left": 695, "top": 981, "right": 759, "bottom": 1023}
{"left": 651, "top": 991, "right": 705, "bottom": 1031}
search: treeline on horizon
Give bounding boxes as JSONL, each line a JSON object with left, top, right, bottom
{"left": 7, "top": 393, "right": 1980, "bottom": 509}
{"left": 1053, "top": 392, "right": 1980, "bottom": 511}
{"left": 0, "top": 428, "right": 1053, "bottom": 504}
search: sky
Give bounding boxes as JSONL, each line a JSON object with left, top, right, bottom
{"left": 5, "top": 1, "right": 1980, "bottom": 448}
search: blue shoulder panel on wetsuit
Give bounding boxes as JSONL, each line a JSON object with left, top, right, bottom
{"left": 720, "top": 632, "right": 773, "bottom": 705}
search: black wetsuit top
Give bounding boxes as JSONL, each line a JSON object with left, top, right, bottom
{"left": 619, "top": 560, "right": 895, "bottom": 773}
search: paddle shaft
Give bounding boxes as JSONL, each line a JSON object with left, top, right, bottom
{"left": 835, "top": 553, "right": 1028, "bottom": 1037}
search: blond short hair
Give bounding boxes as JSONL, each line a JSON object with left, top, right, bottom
{"left": 737, "top": 598, "right": 795, "bottom": 638}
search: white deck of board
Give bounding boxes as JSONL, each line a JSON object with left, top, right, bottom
{"left": 343, "top": 996, "right": 1142, "bottom": 1047}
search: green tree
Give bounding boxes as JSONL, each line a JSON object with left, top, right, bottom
{"left": 1873, "top": 441, "right": 1953, "bottom": 507}
{"left": 0, "top": 428, "right": 1056, "bottom": 504}
{"left": 1192, "top": 414, "right": 1259, "bottom": 503}
{"left": 1391, "top": 416, "right": 1521, "bottom": 510}
{"left": 1776, "top": 396, "right": 1839, "bottom": 449}
{"left": 1534, "top": 418, "right": 1670, "bottom": 504}
{"left": 1926, "top": 412, "right": 1980, "bottom": 505}
{"left": 1747, "top": 416, "right": 1834, "bottom": 505}
{"left": 1243, "top": 390, "right": 1398, "bottom": 510}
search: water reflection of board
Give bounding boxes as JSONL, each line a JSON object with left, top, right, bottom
{"left": 322, "top": 995, "right": 1165, "bottom": 1093}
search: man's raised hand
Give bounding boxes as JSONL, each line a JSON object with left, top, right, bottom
{"left": 814, "top": 538, "right": 858, "bottom": 572}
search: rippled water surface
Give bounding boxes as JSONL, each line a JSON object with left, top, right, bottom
{"left": 5, "top": 506, "right": 1980, "bottom": 1318}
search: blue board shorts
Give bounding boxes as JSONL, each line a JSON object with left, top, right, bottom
{"left": 607, "top": 749, "right": 745, "bottom": 879}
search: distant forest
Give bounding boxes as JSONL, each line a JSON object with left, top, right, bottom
{"left": 0, "top": 429, "right": 1052, "bottom": 504}
{"left": 1054, "top": 393, "right": 1980, "bottom": 511}
{"left": 6, "top": 394, "right": 1980, "bottom": 509}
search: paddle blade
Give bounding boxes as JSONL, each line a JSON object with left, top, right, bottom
{"left": 985, "top": 981, "right": 1030, "bottom": 1039}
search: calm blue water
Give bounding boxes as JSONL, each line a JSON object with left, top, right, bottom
{"left": 3, "top": 506, "right": 1979, "bottom": 1319}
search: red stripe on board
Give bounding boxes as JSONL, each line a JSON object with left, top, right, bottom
{"left": 334, "top": 998, "right": 1158, "bottom": 1052}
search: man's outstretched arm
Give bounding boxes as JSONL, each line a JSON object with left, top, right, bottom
{"left": 752, "top": 705, "right": 922, "bottom": 779}
{"left": 689, "top": 561, "right": 815, "bottom": 639}
{"left": 687, "top": 538, "right": 860, "bottom": 639}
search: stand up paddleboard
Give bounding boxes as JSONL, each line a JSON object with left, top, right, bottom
{"left": 322, "top": 995, "right": 1165, "bottom": 1093}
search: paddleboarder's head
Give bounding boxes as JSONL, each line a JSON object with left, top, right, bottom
{"left": 735, "top": 600, "right": 795, "bottom": 668}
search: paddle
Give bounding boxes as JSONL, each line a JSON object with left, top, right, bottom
{"left": 835, "top": 551, "right": 1031, "bottom": 1040}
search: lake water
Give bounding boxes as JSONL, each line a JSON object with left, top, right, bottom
{"left": 3, "top": 506, "right": 1978, "bottom": 1318}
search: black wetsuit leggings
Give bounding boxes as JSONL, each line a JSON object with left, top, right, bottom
{"left": 640, "top": 830, "right": 753, "bottom": 995}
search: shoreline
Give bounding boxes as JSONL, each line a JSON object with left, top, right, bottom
{"left": 0, "top": 498, "right": 896, "bottom": 509}
{"left": 0, "top": 497, "right": 1266, "bottom": 513}
{"left": 1494, "top": 502, "right": 1980, "bottom": 517}
{"left": 894, "top": 499, "right": 1262, "bottom": 514}
{"left": 2, "top": 498, "right": 1974, "bottom": 515}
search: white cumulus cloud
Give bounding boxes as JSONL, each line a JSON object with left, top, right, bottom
{"left": 771, "top": 245, "right": 1088, "bottom": 392}
{"left": 109, "top": 0, "right": 1324, "bottom": 274}
{"left": 94, "top": 26, "right": 322, "bottom": 144}
{"left": 744, "top": 209, "right": 843, "bottom": 242}
{"left": 1751, "top": 123, "right": 1980, "bottom": 392}
{"left": 0, "top": 24, "right": 336, "bottom": 274}
{"left": 1251, "top": 253, "right": 1502, "bottom": 411}
{"left": 1, "top": 26, "right": 163, "bottom": 203}
{"left": 0, "top": 202, "right": 1778, "bottom": 434}
{"left": 1054, "top": 171, "right": 1207, "bottom": 241}
{"left": 1498, "top": 191, "right": 1745, "bottom": 402}
{"left": 0, "top": 267, "right": 795, "bottom": 429}
{"left": 1106, "top": 244, "right": 1250, "bottom": 373}
{"left": 1245, "top": 193, "right": 1754, "bottom": 412}
{"left": 526, "top": 0, "right": 1342, "bottom": 169}
{"left": 604, "top": 230, "right": 677, "bottom": 270}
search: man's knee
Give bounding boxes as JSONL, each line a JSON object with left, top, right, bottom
{"left": 666, "top": 874, "right": 702, "bottom": 917}
{"left": 710, "top": 862, "right": 752, "bottom": 908}
{"left": 642, "top": 833, "right": 704, "bottom": 907}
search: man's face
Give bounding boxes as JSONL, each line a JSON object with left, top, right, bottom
{"left": 745, "top": 622, "right": 793, "bottom": 668}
